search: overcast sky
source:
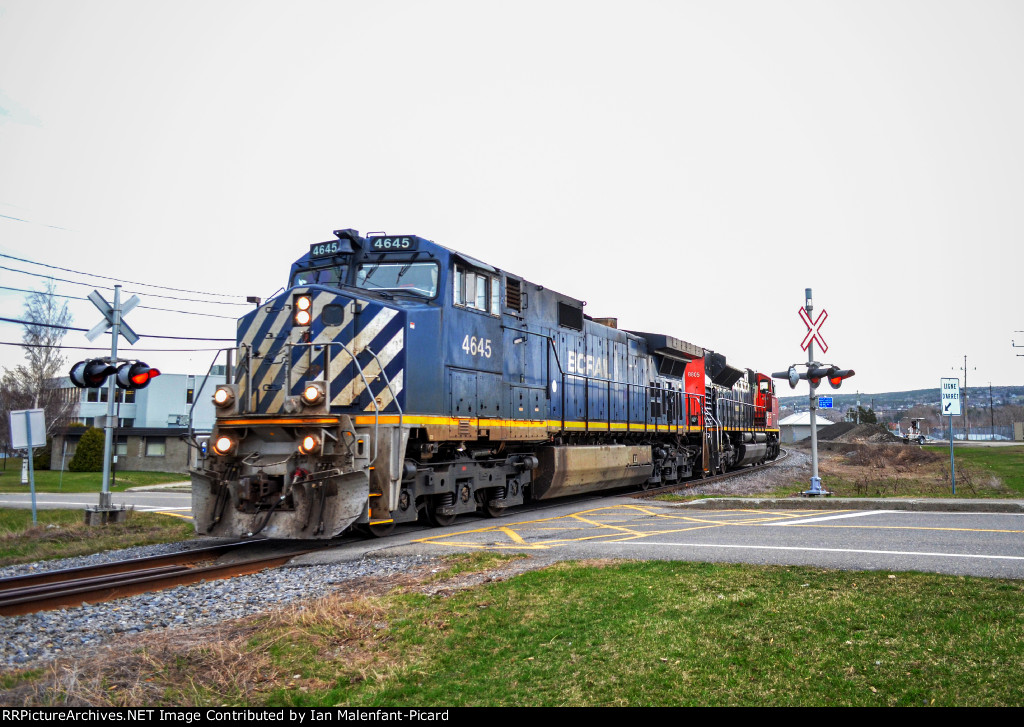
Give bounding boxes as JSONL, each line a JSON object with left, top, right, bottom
{"left": 1, "top": 1, "right": 1021, "bottom": 399}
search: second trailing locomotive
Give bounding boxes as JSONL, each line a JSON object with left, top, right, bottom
{"left": 191, "top": 229, "right": 780, "bottom": 538}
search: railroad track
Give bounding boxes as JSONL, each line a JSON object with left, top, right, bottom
{"left": 0, "top": 540, "right": 327, "bottom": 617}
{"left": 630, "top": 448, "right": 791, "bottom": 499}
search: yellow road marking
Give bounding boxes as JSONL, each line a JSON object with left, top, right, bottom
{"left": 153, "top": 511, "right": 194, "bottom": 521}
{"left": 414, "top": 505, "right": 1023, "bottom": 552}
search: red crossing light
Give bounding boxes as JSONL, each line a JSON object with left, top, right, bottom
{"left": 116, "top": 362, "right": 161, "bottom": 390}
{"left": 827, "top": 367, "right": 855, "bottom": 389}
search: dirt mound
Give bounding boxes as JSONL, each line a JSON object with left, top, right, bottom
{"left": 817, "top": 422, "right": 856, "bottom": 441}
{"left": 822, "top": 423, "right": 904, "bottom": 444}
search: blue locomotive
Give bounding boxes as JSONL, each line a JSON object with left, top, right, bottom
{"left": 192, "top": 229, "right": 780, "bottom": 538}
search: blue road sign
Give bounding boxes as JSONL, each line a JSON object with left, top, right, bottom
{"left": 818, "top": 396, "right": 833, "bottom": 409}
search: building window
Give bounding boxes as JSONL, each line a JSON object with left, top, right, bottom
{"left": 87, "top": 389, "right": 99, "bottom": 403}
{"left": 115, "top": 436, "right": 128, "bottom": 456}
{"left": 145, "top": 437, "right": 166, "bottom": 457}
{"left": 124, "top": 389, "right": 135, "bottom": 403}
{"left": 120, "top": 418, "right": 134, "bottom": 429}
{"left": 186, "top": 388, "right": 194, "bottom": 404}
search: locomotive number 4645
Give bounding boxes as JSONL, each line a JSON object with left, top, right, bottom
{"left": 462, "top": 335, "right": 492, "bottom": 358}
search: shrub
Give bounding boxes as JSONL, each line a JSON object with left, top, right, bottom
{"left": 68, "top": 427, "right": 105, "bottom": 472}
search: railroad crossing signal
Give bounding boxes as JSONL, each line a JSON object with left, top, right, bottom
{"left": 69, "top": 359, "right": 161, "bottom": 389}
{"left": 773, "top": 364, "right": 855, "bottom": 390}
{"left": 798, "top": 307, "right": 828, "bottom": 353}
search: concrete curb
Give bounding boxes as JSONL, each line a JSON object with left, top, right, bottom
{"left": 125, "top": 482, "right": 192, "bottom": 493}
{"left": 674, "top": 497, "right": 1024, "bottom": 514}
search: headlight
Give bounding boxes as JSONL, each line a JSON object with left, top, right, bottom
{"left": 212, "top": 435, "right": 236, "bottom": 456}
{"left": 293, "top": 295, "right": 312, "bottom": 326}
{"left": 298, "top": 434, "right": 321, "bottom": 455}
{"left": 301, "top": 382, "right": 325, "bottom": 406}
{"left": 212, "top": 386, "right": 235, "bottom": 408}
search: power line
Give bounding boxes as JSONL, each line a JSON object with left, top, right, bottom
{"left": 0, "top": 251, "right": 248, "bottom": 300}
{"left": 0, "top": 264, "right": 252, "bottom": 306}
{"left": 0, "top": 340, "right": 229, "bottom": 353}
{"left": 0, "top": 316, "right": 235, "bottom": 342}
{"left": 0, "top": 284, "right": 240, "bottom": 320}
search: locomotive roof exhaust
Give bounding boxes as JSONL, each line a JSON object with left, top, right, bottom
{"left": 705, "top": 351, "right": 745, "bottom": 387}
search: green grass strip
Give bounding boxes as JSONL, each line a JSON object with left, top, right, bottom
{"left": 254, "top": 560, "right": 1024, "bottom": 707}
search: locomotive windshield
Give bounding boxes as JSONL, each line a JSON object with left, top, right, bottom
{"left": 291, "top": 265, "right": 348, "bottom": 288}
{"left": 356, "top": 261, "right": 438, "bottom": 297}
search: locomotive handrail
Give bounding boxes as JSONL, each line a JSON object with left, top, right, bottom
{"left": 286, "top": 340, "right": 383, "bottom": 467}
{"left": 363, "top": 344, "right": 404, "bottom": 487}
{"left": 185, "top": 346, "right": 237, "bottom": 447}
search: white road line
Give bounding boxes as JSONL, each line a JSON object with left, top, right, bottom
{"left": 603, "top": 541, "right": 1024, "bottom": 561}
{"left": 0, "top": 500, "right": 92, "bottom": 507}
{"left": 773, "top": 510, "right": 899, "bottom": 525}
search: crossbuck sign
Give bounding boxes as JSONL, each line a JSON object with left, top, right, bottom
{"left": 799, "top": 307, "right": 828, "bottom": 353}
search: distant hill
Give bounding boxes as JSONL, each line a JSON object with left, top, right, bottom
{"left": 777, "top": 385, "right": 1024, "bottom": 414}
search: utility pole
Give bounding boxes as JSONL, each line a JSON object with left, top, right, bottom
{"left": 954, "top": 355, "right": 975, "bottom": 441}
{"left": 989, "top": 382, "right": 994, "bottom": 437}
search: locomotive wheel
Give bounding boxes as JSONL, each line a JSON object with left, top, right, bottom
{"left": 483, "top": 499, "right": 507, "bottom": 518}
{"left": 426, "top": 506, "right": 456, "bottom": 528}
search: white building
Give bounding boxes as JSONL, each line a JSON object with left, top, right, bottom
{"left": 51, "top": 368, "right": 226, "bottom": 473}
{"left": 68, "top": 369, "right": 226, "bottom": 431}
{"left": 779, "top": 411, "right": 834, "bottom": 444}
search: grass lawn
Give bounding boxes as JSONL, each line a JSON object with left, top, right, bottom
{"left": 0, "top": 508, "right": 195, "bottom": 567}
{"left": 0, "top": 458, "right": 185, "bottom": 494}
{"left": 933, "top": 445, "right": 1024, "bottom": 496}
{"left": 12, "top": 557, "right": 1022, "bottom": 707}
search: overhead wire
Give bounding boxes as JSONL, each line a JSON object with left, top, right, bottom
{"left": 0, "top": 284, "right": 240, "bottom": 320}
{"left": 0, "top": 251, "right": 248, "bottom": 300}
{"left": 0, "top": 264, "right": 253, "bottom": 305}
{"left": 0, "top": 340, "right": 228, "bottom": 353}
{"left": 0, "top": 316, "right": 235, "bottom": 342}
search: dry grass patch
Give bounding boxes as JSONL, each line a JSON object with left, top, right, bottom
{"left": 0, "top": 555, "right": 532, "bottom": 707}
{"left": 818, "top": 445, "right": 1006, "bottom": 497}
{"left": 0, "top": 510, "right": 195, "bottom": 567}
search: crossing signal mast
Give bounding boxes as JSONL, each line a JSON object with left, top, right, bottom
{"left": 67, "top": 285, "right": 159, "bottom": 522}
{"left": 772, "top": 288, "right": 856, "bottom": 496}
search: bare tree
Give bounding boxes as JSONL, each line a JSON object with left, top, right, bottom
{"left": 0, "top": 280, "right": 75, "bottom": 441}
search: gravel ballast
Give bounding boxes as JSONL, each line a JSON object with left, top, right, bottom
{"left": 0, "top": 542, "right": 437, "bottom": 671}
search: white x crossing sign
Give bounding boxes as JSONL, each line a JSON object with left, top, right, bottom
{"left": 798, "top": 307, "right": 828, "bottom": 353}
{"left": 85, "top": 290, "right": 140, "bottom": 344}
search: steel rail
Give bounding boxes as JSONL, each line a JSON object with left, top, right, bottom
{"left": 0, "top": 540, "right": 258, "bottom": 593}
{"left": 0, "top": 540, "right": 326, "bottom": 617}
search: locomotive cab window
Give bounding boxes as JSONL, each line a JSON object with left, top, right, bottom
{"left": 454, "top": 264, "right": 500, "bottom": 315}
{"left": 292, "top": 265, "right": 348, "bottom": 288}
{"left": 356, "top": 261, "right": 439, "bottom": 297}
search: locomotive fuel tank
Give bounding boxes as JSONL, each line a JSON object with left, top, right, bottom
{"left": 532, "top": 445, "right": 654, "bottom": 499}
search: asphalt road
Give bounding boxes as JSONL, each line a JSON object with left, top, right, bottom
{"left": 374, "top": 496, "right": 1024, "bottom": 580}
{"left": 4, "top": 488, "right": 1024, "bottom": 579}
